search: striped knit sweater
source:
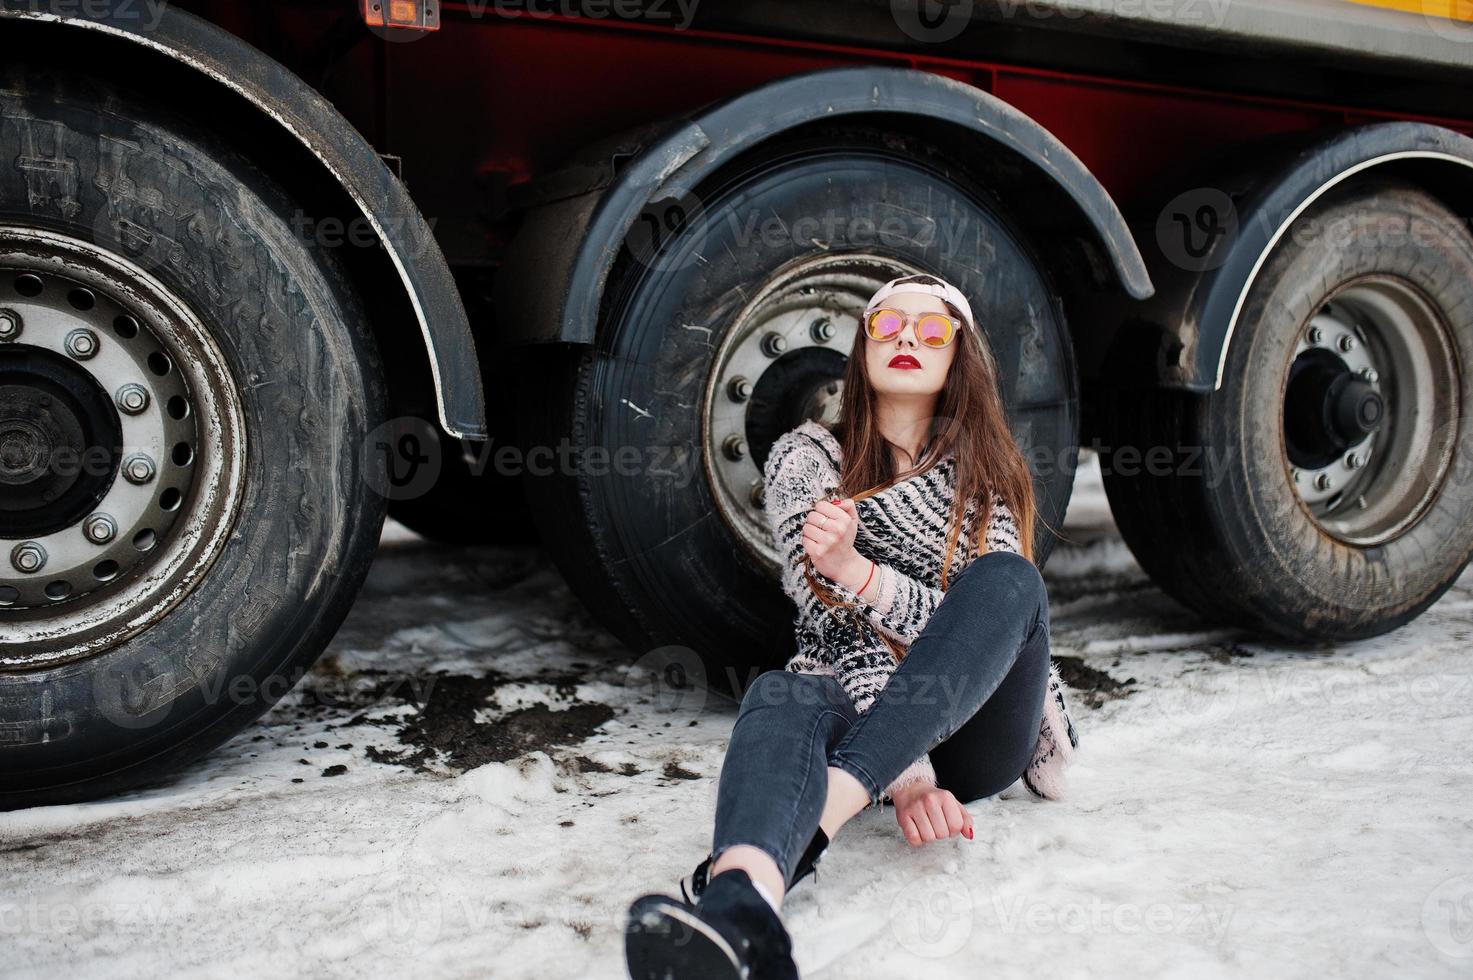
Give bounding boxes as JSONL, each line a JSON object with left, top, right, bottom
{"left": 762, "top": 419, "right": 1080, "bottom": 802}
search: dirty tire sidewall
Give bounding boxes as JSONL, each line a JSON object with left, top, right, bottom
{"left": 0, "top": 70, "right": 388, "bottom": 805}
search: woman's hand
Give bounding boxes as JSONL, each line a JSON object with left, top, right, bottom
{"left": 803, "top": 497, "right": 869, "bottom": 587}
{"left": 891, "top": 783, "right": 975, "bottom": 846}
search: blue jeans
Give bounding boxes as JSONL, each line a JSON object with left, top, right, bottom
{"left": 711, "top": 550, "right": 1051, "bottom": 886}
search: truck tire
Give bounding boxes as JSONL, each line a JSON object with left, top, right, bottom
{"left": 0, "top": 68, "right": 388, "bottom": 806}
{"left": 1098, "top": 176, "right": 1473, "bottom": 640}
{"left": 517, "top": 125, "right": 1078, "bottom": 695}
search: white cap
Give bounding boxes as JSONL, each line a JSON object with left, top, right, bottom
{"left": 864, "top": 273, "right": 977, "bottom": 337}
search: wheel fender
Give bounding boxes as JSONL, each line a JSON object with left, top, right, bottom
{"left": 1143, "top": 121, "right": 1473, "bottom": 393}
{"left": 494, "top": 65, "right": 1155, "bottom": 347}
{"left": 0, "top": 0, "right": 487, "bottom": 439}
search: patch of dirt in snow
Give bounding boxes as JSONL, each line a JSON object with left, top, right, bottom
{"left": 371, "top": 682, "right": 616, "bottom": 774}
{"left": 1051, "top": 654, "right": 1135, "bottom": 708}
{"left": 284, "top": 658, "right": 619, "bottom": 774}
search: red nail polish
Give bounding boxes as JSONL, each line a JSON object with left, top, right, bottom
{"left": 963, "top": 826, "right": 973, "bottom": 840}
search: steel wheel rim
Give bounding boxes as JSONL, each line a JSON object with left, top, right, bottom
{"left": 703, "top": 252, "right": 933, "bottom": 568}
{"left": 0, "top": 228, "right": 247, "bottom": 669}
{"left": 1280, "top": 275, "right": 1460, "bottom": 546}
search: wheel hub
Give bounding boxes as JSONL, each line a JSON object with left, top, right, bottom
{"left": 0, "top": 228, "right": 246, "bottom": 669}
{"left": 704, "top": 252, "right": 932, "bottom": 566}
{"left": 0, "top": 346, "right": 122, "bottom": 537}
{"left": 1281, "top": 278, "right": 1458, "bottom": 545}
{"left": 1284, "top": 348, "right": 1385, "bottom": 470}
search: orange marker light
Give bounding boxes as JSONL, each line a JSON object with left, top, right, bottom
{"left": 360, "top": 0, "right": 440, "bottom": 31}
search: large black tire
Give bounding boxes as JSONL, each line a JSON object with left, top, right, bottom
{"left": 1098, "top": 176, "right": 1473, "bottom": 640}
{"left": 517, "top": 124, "right": 1078, "bottom": 696}
{"left": 0, "top": 68, "right": 388, "bottom": 806}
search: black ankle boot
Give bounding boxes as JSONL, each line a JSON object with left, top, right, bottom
{"left": 680, "top": 827, "right": 830, "bottom": 904}
{"left": 625, "top": 869, "right": 799, "bottom": 980}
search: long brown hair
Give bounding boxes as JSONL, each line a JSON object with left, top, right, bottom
{"left": 801, "top": 275, "right": 1044, "bottom": 661}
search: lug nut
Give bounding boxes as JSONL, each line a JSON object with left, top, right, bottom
{"left": 1314, "top": 472, "right": 1333, "bottom": 491}
{"left": 1291, "top": 468, "right": 1301, "bottom": 483}
{"left": 65, "top": 328, "right": 99, "bottom": 360}
{"left": 116, "top": 383, "right": 150, "bottom": 415}
{"left": 750, "top": 479, "right": 765, "bottom": 507}
{"left": 1337, "top": 334, "right": 1357, "bottom": 353}
{"left": 760, "top": 332, "right": 787, "bottom": 357}
{"left": 83, "top": 513, "right": 117, "bottom": 545}
{"left": 0, "top": 308, "right": 21, "bottom": 342}
{"left": 1307, "top": 326, "right": 1323, "bottom": 345}
{"left": 810, "top": 318, "right": 835, "bottom": 343}
{"left": 1346, "top": 452, "right": 1364, "bottom": 469}
{"left": 11, "top": 541, "right": 46, "bottom": 574}
{"left": 1360, "top": 367, "right": 1379, "bottom": 384}
{"left": 122, "top": 453, "right": 157, "bottom": 485}
{"left": 727, "top": 376, "right": 751, "bottom": 403}
{"left": 723, "top": 434, "right": 748, "bottom": 461}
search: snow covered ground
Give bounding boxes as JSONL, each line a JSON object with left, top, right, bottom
{"left": 4, "top": 451, "right": 1472, "bottom": 979}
